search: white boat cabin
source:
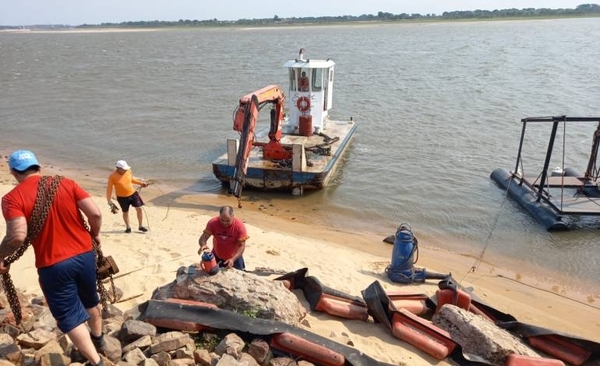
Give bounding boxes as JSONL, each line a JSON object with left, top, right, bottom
{"left": 283, "top": 49, "right": 335, "bottom": 134}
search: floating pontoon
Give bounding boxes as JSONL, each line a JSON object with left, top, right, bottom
{"left": 491, "top": 116, "right": 600, "bottom": 230}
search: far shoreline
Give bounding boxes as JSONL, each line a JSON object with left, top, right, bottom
{"left": 2, "top": 15, "right": 599, "bottom": 34}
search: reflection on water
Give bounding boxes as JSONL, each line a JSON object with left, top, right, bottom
{"left": 1, "top": 19, "right": 600, "bottom": 284}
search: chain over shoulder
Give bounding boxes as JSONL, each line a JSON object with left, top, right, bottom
{"left": 1, "top": 175, "right": 63, "bottom": 325}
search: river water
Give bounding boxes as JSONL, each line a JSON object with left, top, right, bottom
{"left": 1, "top": 18, "right": 599, "bottom": 286}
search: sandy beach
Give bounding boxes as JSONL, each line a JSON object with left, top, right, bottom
{"left": 1, "top": 156, "right": 599, "bottom": 365}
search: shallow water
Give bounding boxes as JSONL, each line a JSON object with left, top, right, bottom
{"left": 1, "top": 19, "right": 600, "bottom": 284}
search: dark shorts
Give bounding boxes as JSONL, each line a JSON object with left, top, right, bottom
{"left": 214, "top": 252, "right": 246, "bottom": 271}
{"left": 117, "top": 191, "right": 144, "bottom": 212}
{"left": 38, "top": 251, "right": 100, "bottom": 333}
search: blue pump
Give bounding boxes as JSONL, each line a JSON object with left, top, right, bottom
{"left": 386, "top": 223, "right": 450, "bottom": 284}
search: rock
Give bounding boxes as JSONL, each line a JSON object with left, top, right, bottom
{"left": 154, "top": 267, "right": 306, "bottom": 325}
{"left": 16, "top": 328, "right": 56, "bottom": 350}
{"left": 173, "top": 349, "right": 194, "bottom": 360}
{"left": 123, "top": 335, "right": 153, "bottom": 353}
{"left": 116, "top": 362, "right": 138, "bottom": 366}
{"left": 248, "top": 338, "right": 271, "bottom": 364}
{"left": 214, "top": 333, "right": 245, "bottom": 359}
{"left": 105, "top": 335, "right": 124, "bottom": 363}
{"left": 270, "top": 357, "right": 298, "bottom": 366}
{"left": 124, "top": 348, "right": 146, "bottom": 364}
{"left": 192, "top": 349, "right": 210, "bottom": 366}
{"left": 105, "top": 317, "right": 125, "bottom": 337}
{"left": 149, "top": 332, "right": 194, "bottom": 354}
{"left": 215, "top": 353, "right": 237, "bottom": 366}
{"left": 150, "top": 351, "right": 171, "bottom": 366}
{"left": 167, "top": 359, "right": 195, "bottom": 365}
{"left": 31, "top": 307, "right": 56, "bottom": 331}
{"left": 119, "top": 320, "right": 157, "bottom": 344}
{"left": 0, "top": 333, "right": 23, "bottom": 365}
{"left": 433, "top": 304, "right": 540, "bottom": 365}
{"left": 0, "top": 323, "right": 21, "bottom": 339}
{"left": 34, "top": 340, "right": 70, "bottom": 365}
{"left": 239, "top": 353, "right": 260, "bottom": 366}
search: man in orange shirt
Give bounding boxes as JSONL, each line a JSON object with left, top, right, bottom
{"left": 106, "top": 160, "right": 148, "bottom": 233}
{"left": 0, "top": 150, "right": 106, "bottom": 366}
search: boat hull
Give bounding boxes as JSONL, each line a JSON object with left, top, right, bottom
{"left": 213, "top": 119, "right": 356, "bottom": 194}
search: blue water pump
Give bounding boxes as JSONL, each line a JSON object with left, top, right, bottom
{"left": 386, "top": 223, "right": 450, "bottom": 284}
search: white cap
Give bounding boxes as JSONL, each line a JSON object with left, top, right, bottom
{"left": 116, "top": 160, "right": 131, "bottom": 170}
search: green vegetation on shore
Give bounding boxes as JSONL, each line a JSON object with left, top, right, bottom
{"left": 1, "top": 4, "right": 599, "bottom": 30}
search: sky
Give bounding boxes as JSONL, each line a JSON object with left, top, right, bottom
{"left": 0, "top": 0, "right": 591, "bottom": 26}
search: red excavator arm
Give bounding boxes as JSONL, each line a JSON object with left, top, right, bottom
{"left": 230, "top": 85, "right": 292, "bottom": 199}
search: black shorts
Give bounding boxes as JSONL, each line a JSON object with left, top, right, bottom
{"left": 117, "top": 191, "right": 144, "bottom": 212}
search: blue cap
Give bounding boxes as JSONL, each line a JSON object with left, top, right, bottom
{"left": 8, "top": 150, "right": 40, "bottom": 171}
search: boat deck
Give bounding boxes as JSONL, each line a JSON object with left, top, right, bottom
{"left": 251, "top": 119, "right": 355, "bottom": 172}
{"left": 212, "top": 118, "right": 356, "bottom": 190}
{"left": 522, "top": 175, "right": 586, "bottom": 188}
{"left": 521, "top": 175, "right": 600, "bottom": 215}
{"left": 544, "top": 195, "right": 600, "bottom": 215}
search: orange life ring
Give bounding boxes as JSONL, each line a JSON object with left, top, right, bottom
{"left": 296, "top": 96, "right": 311, "bottom": 112}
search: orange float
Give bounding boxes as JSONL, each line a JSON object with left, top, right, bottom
{"left": 528, "top": 335, "right": 592, "bottom": 366}
{"left": 270, "top": 332, "right": 345, "bottom": 366}
{"left": 435, "top": 288, "right": 471, "bottom": 313}
{"left": 387, "top": 292, "right": 430, "bottom": 315}
{"left": 504, "top": 354, "right": 565, "bottom": 366}
{"left": 315, "top": 293, "right": 369, "bottom": 321}
{"left": 279, "top": 279, "right": 292, "bottom": 289}
{"left": 391, "top": 308, "right": 456, "bottom": 360}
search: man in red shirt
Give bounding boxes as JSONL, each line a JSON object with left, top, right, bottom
{"left": 0, "top": 150, "right": 106, "bottom": 366}
{"left": 198, "top": 206, "right": 248, "bottom": 270}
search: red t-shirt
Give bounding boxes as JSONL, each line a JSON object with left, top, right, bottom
{"left": 204, "top": 216, "right": 248, "bottom": 260}
{"left": 2, "top": 175, "right": 93, "bottom": 268}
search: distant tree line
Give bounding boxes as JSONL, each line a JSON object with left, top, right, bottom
{"left": 1, "top": 4, "right": 599, "bottom": 29}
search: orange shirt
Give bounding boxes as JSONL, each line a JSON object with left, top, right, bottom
{"left": 106, "top": 169, "right": 143, "bottom": 199}
{"left": 1, "top": 175, "right": 93, "bottom": 268}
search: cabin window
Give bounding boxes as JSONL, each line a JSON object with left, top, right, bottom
{"left": 312, "top": 69, "right": 323, "bottom": 91}
{"left": 290, "top": 70, "right": 298, "bottom": 91}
